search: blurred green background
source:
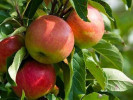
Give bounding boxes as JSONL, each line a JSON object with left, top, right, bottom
{"left": 105, "top": 0, "right": 133, "bottom": 100}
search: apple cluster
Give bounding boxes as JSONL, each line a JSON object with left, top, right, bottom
{"left": 0, "top": 4, "right": 104, "bottom": 100}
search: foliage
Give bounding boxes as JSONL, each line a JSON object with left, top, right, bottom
{"left": 0, "top": 0, "right": 133, "bottom": 100}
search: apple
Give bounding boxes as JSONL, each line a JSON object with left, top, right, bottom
{"left": 13, "top": 60, "right": 56, "bottom": 100}
{"left": 25, "top": 15, "right": 74, "bottom": 64}
{"left": 0, "top": 35, "right": 24, "bottom": 73}
{"left": 67, "top": 5, "right": 105, "bottom": 48}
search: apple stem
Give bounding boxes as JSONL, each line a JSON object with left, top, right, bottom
{"left": 60, "top": 7, "right": 73, "bottom": 18}
{"left": 50, "top": 0, "right": 58, "bottom": 15}
{"left": 60, "top": 0, "right": 69, "bottom": 17}
{"left": 15, "top": 4, "right": 24, "bottom": 26}
{"left": 56, "top": 3, "right": 64, "bottom": 16}
{"left": 49, "top": 0, "right": 73, "bottom": 19}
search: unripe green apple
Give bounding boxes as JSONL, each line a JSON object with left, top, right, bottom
{"left": 0, "top": 35, "right": 24, "bottom": 73}
{"left": 13, "top": 60, "right": 56, "bottom": 100}
{"left": 67, "top": 5, "right": 105, "bottom": 49}
{"left": 25, "top": 15, "right": 74, "bottom": 64}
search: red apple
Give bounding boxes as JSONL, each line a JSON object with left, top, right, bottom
{"left": 25, "top": 15, "right": 74, "bottom": 64}
{"left": 67, "top": 5, "right": 105, "bottom": 48}
{"left": 13, "top": 60, "right": 56, "bottom": 99}
{"left": 0, "top": 35, "right": 24, "bottom": 73}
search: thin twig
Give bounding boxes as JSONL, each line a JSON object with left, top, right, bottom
{"left": 60, "top": 0, "right": 69, "bottom": 17}
{"left": 56, "top": 4, "right": 63, "bottom": 16}
{"left": 11, "top": 0, "right": 23, "bottom": 25}
{"left": 50, "top": 0, "right": 58, "bottom": 15}
{"left": 15, "top": 4, "right": 24, "bottom": 25}
{"left": 61, "top": 7, "right": 73, "bottom": 18}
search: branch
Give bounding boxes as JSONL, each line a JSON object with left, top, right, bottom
{"left": 50, "top": 0, "right": 58, "bottom": 15}
{"left": 60, "top": 7, "right": 73, "bottom": 18}
{"left": 60, "top": 0, "right": 70, "bottom": 17}
{"left": 15, "top": 4, "right": 24, "bottom": 26}
{"left": 56, "top": 4, "right": 63, "bottom": 16}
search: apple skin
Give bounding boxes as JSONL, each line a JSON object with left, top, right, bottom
{"left": 13, "top": 60, "right": 56, "bottom": 100}
{"left": 67, "top": 5, "right": 105, "bottom": 49}
{"left": 25, "top": 15, "right": 74, "bottom": 64}
{"left": 0, "top": 35, "right": 24, "bottom": 73}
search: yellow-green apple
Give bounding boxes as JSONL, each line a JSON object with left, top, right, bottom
{"left": 13, "top": 60, "right": 56, "bottom": 99}
{"left": 25, "top": 15, "right": 74, "bottom": 64}
{"left": 0, "top": 35, "right": 24, "bottom": 73}
{"left": 67, "top": 5, "right": 105, "bottom": 49}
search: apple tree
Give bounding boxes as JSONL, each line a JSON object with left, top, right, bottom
{"left": 0, "top": 0, "right": 133, "bottom": 100}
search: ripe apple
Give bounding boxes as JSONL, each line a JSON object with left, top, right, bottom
{"left": 13, "top": 60, "right": 56, "bottom": 99}
{"left": 25, "top": 15, "right": 74, "bottom": 64}
{"left": 67, "top": 5, "right": 105, "bottom": 48}
{"left": 0, "top": 35, "right": 24, "bottom": 73}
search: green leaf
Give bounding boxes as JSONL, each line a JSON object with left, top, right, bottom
{"left": 70, "top": 0, "right": 89, "bottom": 21}
{"left": 34, "top": 9, "right": 46, "bottom": 18}
{"left": 103, "top": 68, "right": 133, "bottom": 91}
{"left": 0, "top": 17, "right": 22, "bottom": 41}
{"left": 108, "top": 93, "right": 120, "bottom": 100}
{"left": 17, "top": 0, "right": 26, "bottom": 7}
{"left": 0, "top": 18, "right": 15, "bottom": 41}
{"left": 98, "top": 92, "right": 120, "bottom": 100}
{"left": 114, "top": 97, "right": 120, "bottom": 100}
{"left": 24, "top": 0, "right": 43, "bottom": 19}
{"left": 0, "top": 84, "right": 8, "bottom": 91}
{"left": 88, "top": 0, "right": 114, "bottom": 21}
{"left": 0, "top": 26, "right": 26, "bottom": 41}
{"left": 60, "top": 49, "right": 74, "bottom": 100}
{"left": 0, "top": 10, "right": 10, "bottom": 23}
{"left": 0, "top": 15, "right": 14, "bottom": 40}
{"left": 100, "top": 55, "right": 116, "bottom": 70}
{"left": 68, "top": 47, "right": 86, "bottom": 100}
{"left": 126, "top": 0, "right": 132, "bottom": 9}
{"left": 0, "top": 23, "right": 14, "bottom": 35}
{"left": 47, "top": 94, "right": 61, "bottom": 100}
{"left": 82, "top": 92, "right": 109, "bottom": 100}
{"left": 8, "top": 47, "right": 26, "bottom": 83}
{"left": 9, "top": 26, "right": 26, "bottom": 37}
{"left": 93, "top": 40, "right": 123, "bottom": 71}
{"left": 0, "top": 17, "right": 21, "bottom": 27}
{"left": 21, "top": 90, "right": 26, "bottom": 100}
{"left": 6, "top": 53, "right": 16, "bottom": 86}
{"left": 102, "top": 33, "right": 124, "bottom": 46}
{"left": 82, "top": 49, "right": 106, "bottom": 90}
{"left": 0, "top": 83, "right": 19, "bottom": 99}
{"left": 122, "top": 0, "right": 132, "bottom": 9}
{"left": 89, "top": 0, "right": 117, "bottom": 28}
{"left": 0, "top": 26, "right": 25, "bottom": 42}
{"left": 0, "top": 2, "right": 12, "bottom": 10}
